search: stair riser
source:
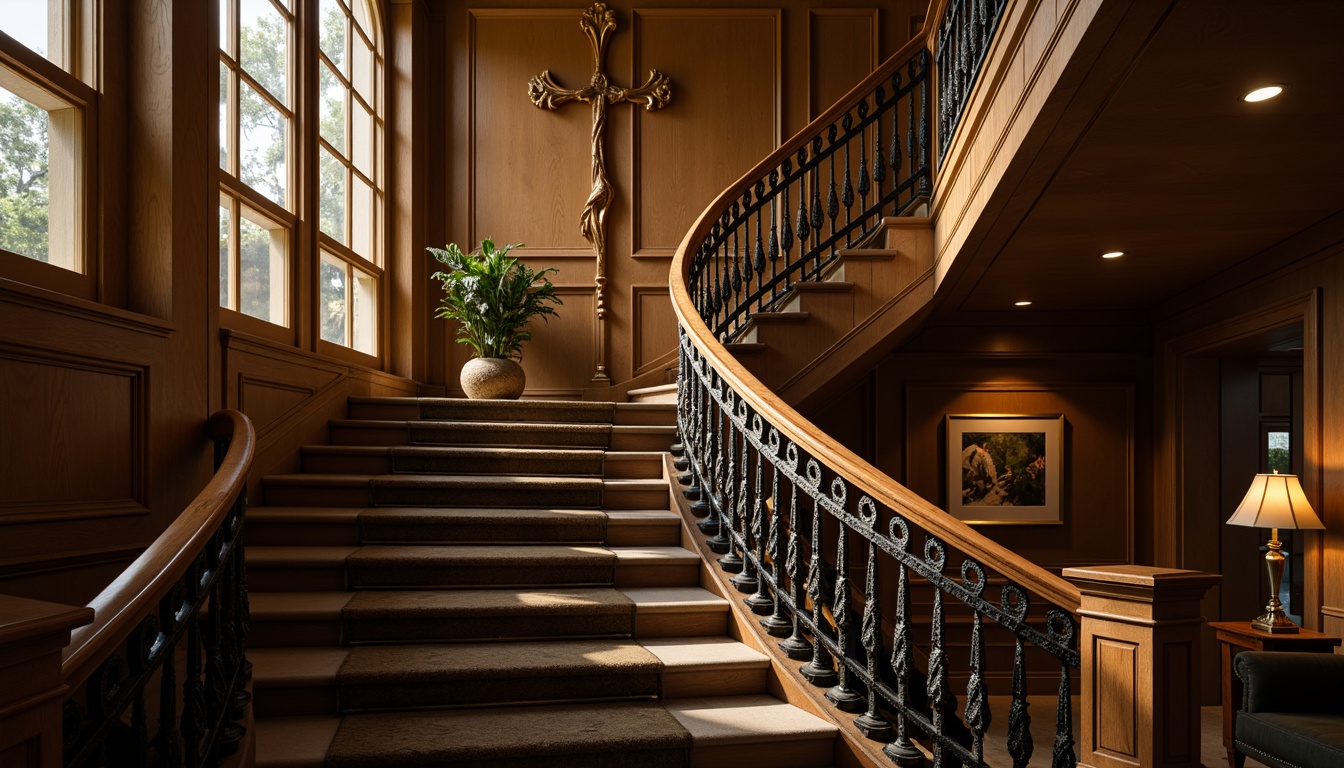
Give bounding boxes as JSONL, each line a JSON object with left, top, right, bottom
{"left": 262, "top": 484, "right": 603, "bottom": 509}
{"left": 614, "top": 564, "right": 700, "bottom": 589}
{"left": 662, "top": 667, "right": 769, "bottom": 699}
{"left": 359, "top": 520, "right": 606, "bottom": 545}
{"left": 341, "top": 672, "right": 661, "bottom": 713}
{"left": 347, "top": 562, "right": 615, "bottom": 589}
{"left": 694, "top": 738, "right": 833, "bottom": 768}
{"left": 603, "top": 487, "right": 668, "bottom": 510}
{"left": 602, "top": 456, "right": 664, "bottom": 479}
{"left": 330, "top": 424, "right": 410, "bottom": 446}
{"left": 250, "top": 565, "right": 347, "bottom": 593}
{"left": 412, "top": 425, "right": 610, "bottom": 448}
{"left": 612, "top": 408, "right": 677, "bottom": 427}
{"left": 633, "top": 611, "right": 728, "bottom": 638}
{"left": 343, "top": 613, "right": 634, "bottom": 643}
{"left": 254, "top": 686, "right": 341, "bottom": 718}
{"left": 247, "top": 522, "right": 361, "bottom": 547}
{"left": 302, "top": 452, "right": 605, "bottom": 477}
{"left": 604, "top": 522, "right": 681, "bottom": 547}
{"left": 417, "top": 402, "right": 616, "bottom": 424}
{"left": 250, "top": 619, "right": 343, "bottom": 648}
{"left": 610, "top": 431, "right": 675, "bottom": 452}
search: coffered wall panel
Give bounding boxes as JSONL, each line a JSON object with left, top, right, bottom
{"left": 632, "top": 9, "right": 781, "bottom": 257}
{"left": 809, "top": 9, "right": 880, "bottom": 119}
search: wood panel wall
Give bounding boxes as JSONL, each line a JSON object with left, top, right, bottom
{"left": 430, "top": 0, "right": 924, "bottom": 397}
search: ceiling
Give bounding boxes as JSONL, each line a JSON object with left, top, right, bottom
{"left": 946, "top": 0, "right": 1344, "bottom": 315}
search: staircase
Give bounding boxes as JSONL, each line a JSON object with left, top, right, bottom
{"left": 246, "top": 397, "right": 839, "bottom": 767}
{"left": 726, "top": 215, "right": 934, "bottom": 408}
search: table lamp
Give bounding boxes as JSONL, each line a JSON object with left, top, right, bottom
{"left": 1225, "top": 471, "right": 1325, "bottom": 633}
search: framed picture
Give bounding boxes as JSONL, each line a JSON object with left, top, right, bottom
{"left": 946, "top": 414, "right": 1064, "bottom": 525}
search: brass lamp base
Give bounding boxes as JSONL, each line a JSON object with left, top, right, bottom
{"left": 1251, "top": 609, "right": 1300, "bottom": 634}
{"left": 1251, "top": 531, "right": 1299, "bottom": 633}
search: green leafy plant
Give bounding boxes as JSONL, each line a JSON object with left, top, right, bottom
{"left": 428, "top": 238, "right": 562, "bottom": 359}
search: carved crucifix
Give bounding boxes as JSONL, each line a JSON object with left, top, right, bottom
{"left": 528, "top": 3, "right": 672, "bottom": 383}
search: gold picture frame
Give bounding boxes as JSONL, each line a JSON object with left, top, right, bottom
{"left": 946, "top": 414, "right": 1064, "bottom": 525}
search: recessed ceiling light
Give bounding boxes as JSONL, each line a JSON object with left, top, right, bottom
{"left": 1100, "top": 251, "right": 1125, "bottom": 259}
{"left": 1243, "top": 85, "right": 1284, "bottom": 102}
{"left": 1014, "top": 300, "right": 1032, "bottom": 307}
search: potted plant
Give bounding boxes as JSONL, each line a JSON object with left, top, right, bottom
{"left": 429, "top": 238, "right": 562, "bottom": 399}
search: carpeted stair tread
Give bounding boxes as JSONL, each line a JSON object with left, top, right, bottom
{"left": 323, "top": 701, "right": 690, "bottom": 768}
{"left": 409, "top": 419, "right": 613, "bottom": 446}
{"left": 250, "top": 507, "right": 364, "bottom": 524}
{"left": 249, "top": 546, "right": 360, "bottom": 566}
{"left": 624, "top": 587, "right": 730, "bottom": 613}
{"left": 345, "top": 544, "right": 616, "bottom": 588}
{"left": 341, "top": 588, "right": 635, "bottom": 642}
{"left": 414, "top": 397, "right": 618, "bottom": 424}
{"left": 336, "top": 639, "right": 662, "bottom": 710}
{"left": 359, "top": 507, "right": 607, "bottom": 543}
{"left": 302, "top": 445, "right": 606, "bottom": 476}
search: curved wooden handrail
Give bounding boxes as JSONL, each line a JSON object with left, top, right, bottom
{"left": 669, "top": 37, "right": 1080, "bottom": 615}
{"left": 62, "top": 409, "right": 256, "bottom": 689}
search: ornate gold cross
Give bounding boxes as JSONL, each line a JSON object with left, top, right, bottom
{"left": 528, "top": 3, "right": 672, "bottom": 383}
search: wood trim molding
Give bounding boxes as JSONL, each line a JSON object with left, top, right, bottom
{"left": 0, "top": 545, "right": 143, "bottom": 579}
{"left": 629, "top": 284, "right": 674, "bottom": 375}
{"left": 0, "top": 277, "right": 174, "bottom": 338}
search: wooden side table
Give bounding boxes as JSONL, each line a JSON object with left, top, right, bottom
{"left": 1210, "top": 620, "right": 1341, "bottom": 768}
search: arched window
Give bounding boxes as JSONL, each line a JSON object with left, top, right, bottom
{"left": 218, "top": 0, "right": 384, "bottom": 358}
{"left": 0, "top": 1, "right": 96, "bottom": 297}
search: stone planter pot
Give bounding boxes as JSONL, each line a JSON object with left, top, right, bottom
{"left": 460, "top": 357, "right": 526, "bottom": 399}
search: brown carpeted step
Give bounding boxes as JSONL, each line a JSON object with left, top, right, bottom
{"left": 301, "top": 445, "right": 605, "bottom": 476}
{"left": 409, "top": 420, "right": 613, "bottom": 448}
{"left": 341, "top": 588, "right": 635, "bottom": 643}
{"left": 359, "top": 507, "right": 607, "bottom": 544}
{"left": 337, "top": 639, "right": 662, "bottom": 711}
{"left": 323, "top": 701, "right": 690, "bottom": 768}
{"left": 255, "top": 715, "right": 340, "bottom": 768}
{"left": 248, "top": 546, "right": 356, "bottom": 592}
{"left": 345, "top": 544, "right": 616, "bottom": 588}
{"left": 664, "top": 695, "right": 837, "bottom": 768}
{"left": 261, "top": 473, "right": 604, "bottom": 508}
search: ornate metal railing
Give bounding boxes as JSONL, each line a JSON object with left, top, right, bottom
{"left": 935, "top": 0, "right": 1010, "bottom": 162}
{"left": 61, "top": 410, "right": 255, "bottom": 768}
{"left": 671, "top": 28, "right": 1082, "bottom": 768}
{"left": 690, "top": 41, "right": 930, "bottom": 343}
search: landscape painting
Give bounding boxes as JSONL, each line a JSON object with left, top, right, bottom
{"left": 946, "top": 414, "right": 1064, "bottom": 524}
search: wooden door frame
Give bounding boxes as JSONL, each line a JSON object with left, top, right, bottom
{"left": 1156, "top": 289, "right": 1322, "bottom": 627}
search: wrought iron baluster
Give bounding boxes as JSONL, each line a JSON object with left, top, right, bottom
{"left": 730, "top": 404, "right": 759, "bottom": 593}
{"left": 718, "top": 394, "right": 743, "bottom": 571}
{"left": 753, "top": 183, "right": 766, "bottom": 312}
{"left": 841, "top": 114, "right": 855, "bottom": 241}
{"left": 883, "top": 516, "right": 923, "bottom": 766}
{"left": 799, "top": 460, "right": 836, "bottom": 687}
{"left": 825, "top": 479, "right": 862, "bottom": 712}
{"left": 158, "top": 591, "right": 184, "bottom": 768}
{"left": 745, "top": 420, "right": 777, "bottom": 614}
{"left": 1007, "top": 636, "right": 1034, "bottom": 768}
{"left": 854, "top": 498, "right": 893, "bottom": 740}
{"left": 779, "top": 443, "right": 806, "bottom": 661}
{"left": 810, "top": 137, "right": 824, "bottom": 277}
{"left": 926, "top": 539, "right": 949, "bottom": 768}
{"left": 1050, "top": 611, "right": 1077, "bottom": 768}
{"left": 962, "top": 563, "right": 991, "bottom": 762}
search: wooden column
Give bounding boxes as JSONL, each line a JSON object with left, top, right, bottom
{"left": 0, "top": 595, "right": 93, "bottom": 767}
{"left": 1065, "top": 565, "right": 1221, "bottom": 768}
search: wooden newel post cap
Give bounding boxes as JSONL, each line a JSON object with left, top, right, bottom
{"left": 0, "top": 594, "right": 94, "bottom": 764}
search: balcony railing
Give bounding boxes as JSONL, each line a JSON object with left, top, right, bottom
{"left": 935, "top": 0, "right": 1010, "bottom": 162}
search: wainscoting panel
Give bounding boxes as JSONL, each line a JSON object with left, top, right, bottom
{"left": 631, "top": 284, "right": 676, "bottom": 375}
{"left": 0, "top": 348, "right": 146, "bottom": 522}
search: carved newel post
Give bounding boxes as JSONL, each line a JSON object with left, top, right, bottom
{"left": 1065, "top": 565, "right": 1221, "bottom": 768}
{"left": 528, "top": 3, "right": 672, "bottom": 383}
{"left": 0, "top": 594, "right": 94, "bottom": 766}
